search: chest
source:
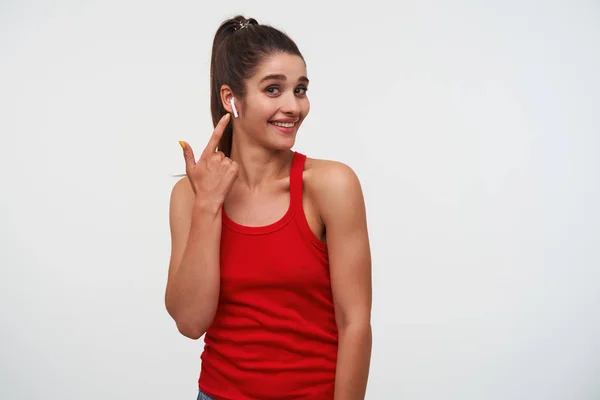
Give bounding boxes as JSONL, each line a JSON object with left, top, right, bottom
{"left": 224, "top": 185, "right": 326, "bottom": 243}
{"left": 218, "top": 227, "right": 330, "bottom": 293}
{"left": 224, "top": 189, "right": 290, "bottom": 227}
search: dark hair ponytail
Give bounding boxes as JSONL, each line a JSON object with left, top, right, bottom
{"left": 210, "top": 15, "right": 304, "bottom": 157}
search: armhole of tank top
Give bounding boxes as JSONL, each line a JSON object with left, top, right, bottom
{"left": 291, "top": 152, "right": 328, "bottom": 253}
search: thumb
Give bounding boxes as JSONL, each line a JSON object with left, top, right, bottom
{"left": 179, "top": 141, "right": 196, "bottom": 171}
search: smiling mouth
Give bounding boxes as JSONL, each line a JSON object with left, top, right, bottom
{"left": 269, "top": 121, "right": 297, "bottom": 128}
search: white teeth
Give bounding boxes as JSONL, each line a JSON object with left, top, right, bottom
{"left": 271, "top": 121, "right": 295, "bottom": 128}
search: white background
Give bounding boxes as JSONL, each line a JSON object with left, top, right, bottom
{"left": 1, "top": 0, "right": 599, "bottom": 399}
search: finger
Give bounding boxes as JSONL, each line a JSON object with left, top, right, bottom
{"left": 201, "top": 113, "right": 231, "bottom": 160}
{"left": 223, "top": 162, "right": 239, "bottom": 192}
{"left": 208, "top": 151, "right": 225, "bottom": 165}
{"left": 179, "top": 141, "right": 196, "bottom": 171}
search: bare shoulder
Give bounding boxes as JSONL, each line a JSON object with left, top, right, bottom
{"left": 303, "top": 157, "right": 365, "bottom": 221}
{"left": 169, "top": 177, "right": 195, "bottom": 217}
{"left": 171, "top": 176, "right": 193, "bottom": 199}
{"left": 172, "top": 175, "right": 192, "bottom": 192}
{"left": 304, "top": 157, "right": 362, "bottom": 192}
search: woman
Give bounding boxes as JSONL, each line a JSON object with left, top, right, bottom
{"left": 165, "top": 15, "right": 372, "bottom": 400}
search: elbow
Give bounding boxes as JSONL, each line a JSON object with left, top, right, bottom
{"left": 171, "top": 312, "right": 210, "bottom": 340}
{"left": 335, "top": 308, "right": 371, "bottom": 333}
{"left": 339, "top": 321, "right": 372, "bottom": 336}
{"left": 176, "top": 322, "right": 205, "bottom": 340}
{"left": 165, "top": 304, "right": 213, "bottom": 340}
{"left": 336, "top": 314, "right": 372, "bottom": 339}
{"left": 164, "top": 292, "right": 216, "bottom": 340}
{"left": 337, "top": 320, "right": 372, "bottom": 351}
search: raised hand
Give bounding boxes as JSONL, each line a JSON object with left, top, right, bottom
{"left": 179, "top": 113, "right": 239, "bottom": 209}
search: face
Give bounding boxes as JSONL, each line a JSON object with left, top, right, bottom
{"left": 230, "top": 53, "right": 310, "bottom": 151}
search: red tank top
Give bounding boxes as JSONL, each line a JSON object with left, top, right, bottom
{"left": 198, "top": 151, "right": 338, "bottom": 399}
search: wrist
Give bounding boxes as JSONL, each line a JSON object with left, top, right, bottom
{"left": 193, "top": 198, "right": 222, "bottom": 218}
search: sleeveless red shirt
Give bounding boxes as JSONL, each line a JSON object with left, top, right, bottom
{"left": 198, "top": 152, "right": 338, "bottom": 399}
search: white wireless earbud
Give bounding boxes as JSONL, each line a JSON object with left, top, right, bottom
{"left": 230, "top": 97, "right": 239, "bottom": 118}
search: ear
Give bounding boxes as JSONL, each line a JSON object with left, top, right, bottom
{"left": 220, "top": 85, "right": 235, "bottom": 114}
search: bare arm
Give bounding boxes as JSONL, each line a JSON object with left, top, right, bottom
{"left": 165, "top": 177, "right": 222, "bottom": 339}
{"left": 164, "top": 113, "right": 237, "bottom": 339}
{"left": 315, "top": 161, "right": 372, "bottom": 399}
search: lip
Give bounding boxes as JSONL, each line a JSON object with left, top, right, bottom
{"left": 269, "top": 120, "right": 297, "bottom": 134}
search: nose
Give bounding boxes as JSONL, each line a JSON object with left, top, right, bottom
{"left": 280, "top": 91, "right": 301, "bottom": 115}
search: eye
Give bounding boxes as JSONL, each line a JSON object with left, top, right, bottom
{"left": 295, "top": 86, "right": 308, "bottom": 95}
{"left": 265, "top": 86, "right": 280, "bottom": 95}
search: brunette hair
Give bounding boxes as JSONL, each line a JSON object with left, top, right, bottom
{"left": 210, "top": 15, "right": 304, "bottom": 156}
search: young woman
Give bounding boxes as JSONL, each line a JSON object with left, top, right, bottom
{"left": 165, "top": 15, "right": 372, "bottom": 400}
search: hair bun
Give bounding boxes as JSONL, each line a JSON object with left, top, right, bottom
{"left": 232, "top": 17, "right": 258, "bottom": 32}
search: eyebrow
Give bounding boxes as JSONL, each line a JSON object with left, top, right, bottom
{"left": 259, "top": 74, "right": 309, "bottom": 84}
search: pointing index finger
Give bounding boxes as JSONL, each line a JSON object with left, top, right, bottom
{"left": 201, "top": 113, "right": 231, "bottom": 159}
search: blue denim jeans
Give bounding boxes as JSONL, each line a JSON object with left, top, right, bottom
{"left": 197, "top": 390, "right": 215, "bottom": 400}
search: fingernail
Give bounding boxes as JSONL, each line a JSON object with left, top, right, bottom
{"left": 225, "top": 113, "right": 230, "bottom": 120}
{"left": 179, "top": 141, "right": 186, "bottom": 149}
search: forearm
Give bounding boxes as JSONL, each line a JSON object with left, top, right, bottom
{"left": 165, "top": 202, "right": 222, "bottom": 338}
{"left": 334, "top": 323, "right": 372, "bottom": 400}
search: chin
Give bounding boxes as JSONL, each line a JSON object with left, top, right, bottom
{"left": 259, "top": 124, "right": 299, "bottom": 151}
{"left": 273, "top": 139, "right": 296, "bottom": 152}
{"left": 267, "top": 135, "right": 296, "bottom": 152}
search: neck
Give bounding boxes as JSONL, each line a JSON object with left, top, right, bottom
{"left": 229, "top": 142, "right": 294, "bottom": 191}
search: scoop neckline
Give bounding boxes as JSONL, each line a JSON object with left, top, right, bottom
{"left": 221, "top": 152, "right": 298, "bottom": 235}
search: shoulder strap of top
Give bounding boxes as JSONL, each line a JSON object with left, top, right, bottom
{"left": 290, "top": 151, "right": 306, "bottom": 210}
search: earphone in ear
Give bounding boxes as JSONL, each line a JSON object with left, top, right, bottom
{"left": 230, "top": 97, "right": 239, "bottom": 118}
